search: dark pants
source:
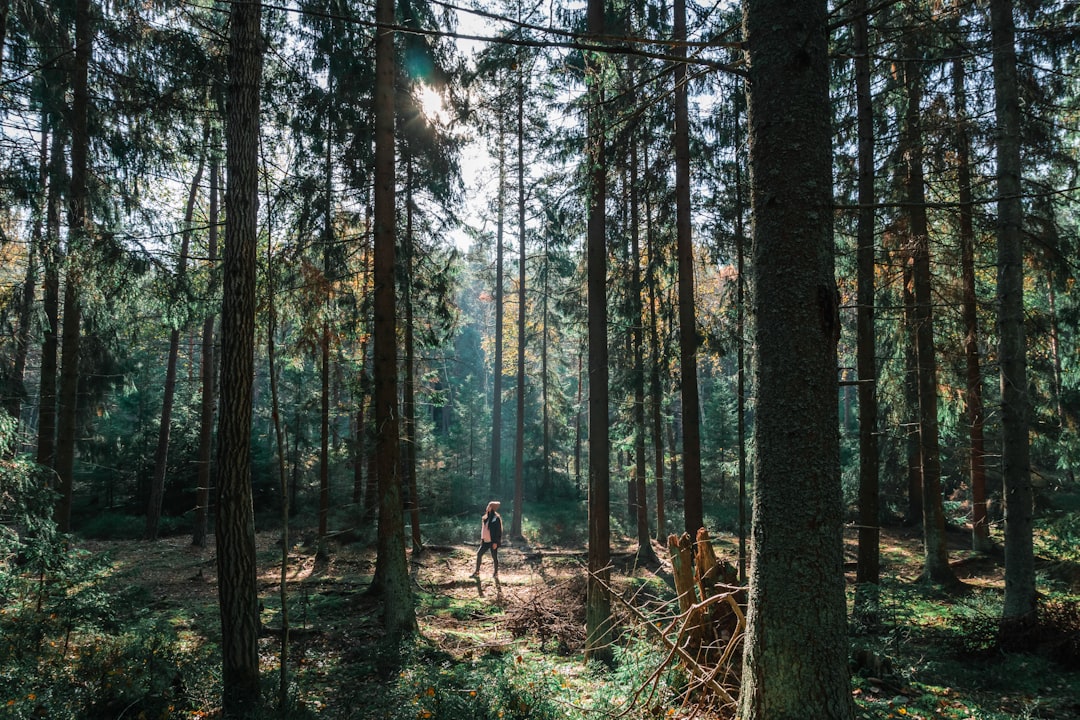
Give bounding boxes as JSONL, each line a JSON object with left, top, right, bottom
{"left": 475, "top": 542, "right": 499, "bottom": 576}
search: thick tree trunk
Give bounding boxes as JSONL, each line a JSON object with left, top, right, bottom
{"left": 952, "top": 51, "right": 992, "bottom": 554}
{"left": 673, "top": 0, "right": 702, "bottom": 537}
{"left": 854, "top": 0, "right": 881, "bottom": 621}
{"left": 739, "top": 0, "right": 854, "bottom": 716}
{"left": 990, "top": 0, "right": 1037, "bottom": 643}
{"left": 584, "top": 0, "right": 612, "bottom": 666}
{"left": 216, "top": 0, "right": 263, "bottom": 714}
{"left": 902, "top": 27, "right": 956, "bottom": 586}
{"left": 147, "top": 137, "right": 208, "bottom": 540}
{"left": 902, "top": 264, "right": 923, "bottom": 526}
{"left": 54, "top": 0, "right": 92, "bottom": 533}
{"left": 371, "top": 0, "right": 417, "bottom": 638}
{"left": 193, "top": 148, "right": 220, "bottom": 549}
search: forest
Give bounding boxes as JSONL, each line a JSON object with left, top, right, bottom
{"left": 0, "top": 0, "right": 1078, "bottom": 717}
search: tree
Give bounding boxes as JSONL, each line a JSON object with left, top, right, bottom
{"left": 370, "top": 0, "right": 417, "bottom": 638}
{"left": 53, "top": 0, "right": 92, "bottom": 533}
{"left": 215, "top": 0, "right": 263, "bottom": 712}
{"left": 901, "top": 11, "right": 956, "bottom": 587}
{"left": 950, "top": 32, "right": 992, "bottom": 554}
{"left": 853, "top": 0, "right": 881, "bottom": 622}
{"left": 193, "top": 144, "right": 220, "bottom": 549}
{"left": 738, "top": 0, "right": 854, "bottom": 715}
{"left": 584, "top": 0, "right": 612, "bottom": 666}
{"left": 673, "top": 0, "right": 703, "bottom": 536}
{"left": 991, "top": 0, "right": 1037, "bottom": 644}
{"left": 146, "top": 128, "right": 209, "bottom": 541}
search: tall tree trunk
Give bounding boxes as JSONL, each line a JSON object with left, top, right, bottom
{"left": 902, "top": 23, "right": 956, "bottom": 586}
{"left": 541, "top": 237, "right": 551, "bottom": 500}
{"left": 952, "top": 48, "right": 992, "bottom": 554}
{"left": 37, "top": 126, "right": 64, "bottom": 471}
{"left": 511, "top": 66, "right": 526, "bottom": 540}
{"left": 584, "top": 0, "right": 612, "bottom": 666}
{"left": 673, "top": 0, "right": 702, "bottom": 537}
{"left": 371, "top": 0, "right": 417, "bottom": 638}
{"left": 193, "top": 146, "right": 220, "bottom": 548}
{"left": 902, "top": 264, "right": 923, "bottom": 526}
{"left": 54, "top": 0, "right": 92, "bottom": 533}
{"left": 403, "top": 160, "right": 422, "bottom": 555}
{"left": 490, "top": 109, "right": 507, "bottom": 500}
{"left": 573, "top": 349, "right": 583, "bottom": 496}
{"left": 991, "top": 0, "right": 1036, "bottom": 644}
{"left": 353, "top": 336, "right": 369, "bottom": 506}
{"left": 319, "top": 124, "right": 334, "bottom": 546}
{"left": 216, "top": 0, "right": 263, "bottom": 713}
{"left": 645, "top": 143, "right": 665, "bottom": 542}
{"left": 853, "top": 0, "right": 881, "bottom": 621}
{"left": 734, "top": 95, "right": 748, "bottom": 583}
{"left": 631, "top": 141, "right": 655, "bottom": 564}
{"left": 147, "top": 132, "right": 208, "bottom": 540}
{"left": 738, "top": 0, "right": 854, "bottom": 716}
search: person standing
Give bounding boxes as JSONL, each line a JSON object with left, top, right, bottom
{"left": 470, "top": 501, "right": 502, "bottom": 578}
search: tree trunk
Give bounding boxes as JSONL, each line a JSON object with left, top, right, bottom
{"left": 216, "top": 0, "right": 263, "bottom": 713}
{"left": 511, "top": 65, "right": 526, "bottom": 541}
{"left": 193, "top": 146, "right": 220, "bottom": 549}
{"left": 490, "top": 109, "right": 506, "bottom": 500}
{"left": 403, "top": 161, "right": 422, "bottom": 555}
{"left": 902, "top": 24, "right": 956, "bottom": 586}
{"left": 990, "top": 0, "right": 1037, "bottom": 644}
{"left": 853, "top": 0, "right": 881, "bottom": 621}
{"left": 584, "top": 0, "right": 612, "bottom": 666}
{"left": 902, "top": 262, "right": 923, "bottom": 526}
{"left": 673, "top": 0, "right": 702, "bottom": 537}
{"left": 371, "top": 0, "right": 417, "bottom": 638}
{"left": 36, "top": 125, "right": 64, "bottom": 471}
{"left": 952, "top": 49, "right": 992, "bottom": 554}
{"left": 631, "top": 140, "right": 655, "bottom": 564}
{"left": 319, "top": 124, "right": 334, "bottom": 546}
{"left": 738, "top": 0, "right": 854, "bottom": 716}
{"left": 54, "top": 0, "right": 92, "bottom": 533}
{"left": 147, "top": 134, "right": 208, "bottom": 540}
{"left": 645, "top": 143, "right": 665, "bottom": 543}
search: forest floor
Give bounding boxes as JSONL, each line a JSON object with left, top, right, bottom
{"left": 74, "top": 521, "right": 1080, "bottom": 720}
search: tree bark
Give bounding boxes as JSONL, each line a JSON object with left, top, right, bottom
{"left": 403, "top": 160, "right": 422, "bottom": 555}
{"left": 673, "top": 0, "right": 702, "bottom": 537}
{"left": 371, "top": 0, "right": 417, "bottom": 638}
{"left": 584, "top": 0, "right": 612, "bottom": 666}
{"left": 738, "top": 0, "right": 854, "bottom": 716}
{"left": 990, "top": 0, "right": 1037, "bottom": 643}
{"left": 216, "top": 0, "right": 263, "bottom": 712}
{"left": 644, "top": 143, "right": 665, "bottom": 543}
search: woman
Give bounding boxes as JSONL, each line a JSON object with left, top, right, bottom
{"left": 470, "top": 501, "right": 502, "bottom": 579}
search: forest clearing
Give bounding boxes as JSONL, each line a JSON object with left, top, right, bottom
{"left": 3, "top": 504, "right": 1079, "bottom": 720}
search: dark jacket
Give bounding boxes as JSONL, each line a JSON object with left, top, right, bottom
{"left": 484, "top": 512, "right": 503, "bottom": 545}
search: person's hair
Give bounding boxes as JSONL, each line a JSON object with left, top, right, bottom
{"left": 485, "top": 501, "right": 500, "bottom": 515}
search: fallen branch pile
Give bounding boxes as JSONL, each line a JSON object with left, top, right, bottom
{"left": 613, "top": 528, "right": 745, "bottom": 717}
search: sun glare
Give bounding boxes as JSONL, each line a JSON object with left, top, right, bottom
{"left": 417, "top": 84, "right": 449, "bottom": 125}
